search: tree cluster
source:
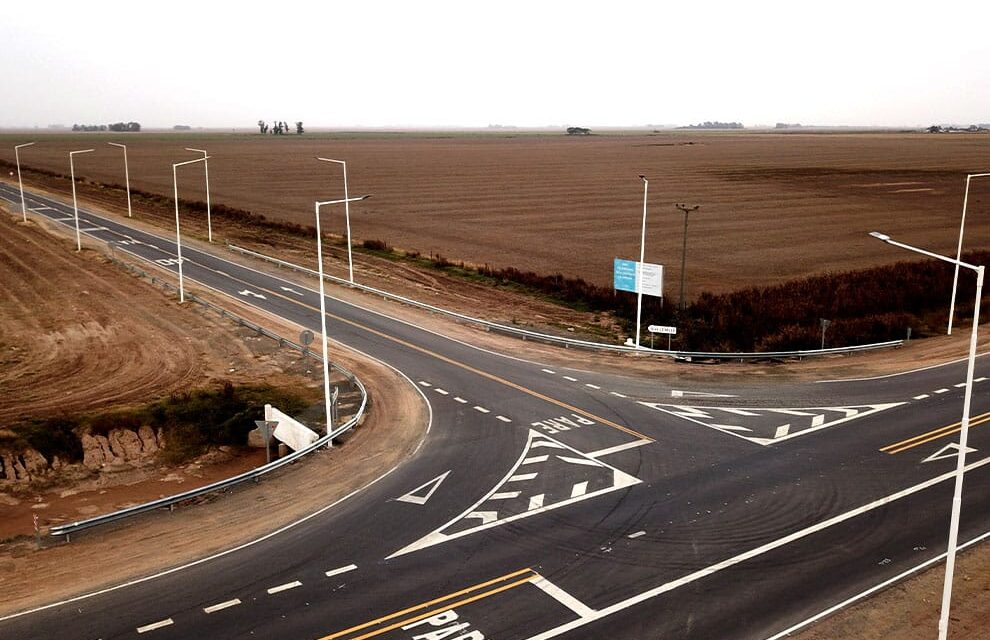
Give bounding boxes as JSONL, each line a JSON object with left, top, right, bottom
{"left": 682, "top": 121, "right": 744, "bottom": 129}
{"left": 258, "top": 120, "right": 303, "bottom": 135}
{"left": 927, "top": 124, "right": 989, "bottom": 133}
{"left": 72, "top": 122, "right": 141, "bottom": 132}
{"left": 566, "top": 126, "right": 592, "bottom": 135}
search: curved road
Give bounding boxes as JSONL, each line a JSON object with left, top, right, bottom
{"left": 1, "top": 182, "right": 989, "bottom": 640}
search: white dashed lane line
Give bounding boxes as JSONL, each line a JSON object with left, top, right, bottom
{"left": 914, "top": 394, "right": 930, "bottom": 400}
{"left": 418, "top": 381, "right": 432, "bottom": 387}
{"left": 454, "top": 397, "right": 468, "bottom": 404}
{"left": 563, "top": 376, "right": 578, "bottom": 382}
{"left": 434, "top": 388, "right": 449, "bottom": 395}
{"left": 325, "top": 564, "right": 358, "bottom": 578}
{"left": 137, "top": 618, "right": 174, "bottom": 633}
{"left": 473, "top": 406, "right": 491, "bottom": 414}
{"left": 628, "top": 530, "right": 646, "bottom": 539}
{"left": 610, "top": 391, "right": 628, "bottom": 398}
{"left": 934, "top": 388, "right": 949, "bottom": 394}
{"left": 203, "top": 599, "right": 241, "bottom": 614}
{"left": 585, "top": 383, "right": 601, "bottom": 390}
{"left": 541, "top": 368, "right": 556, "bottom": 374}
{"left": 496, "top": 415, "right": 512, "bottom": 423}
{"left": 267, "top": 581, "right": 302, "bottom": 594}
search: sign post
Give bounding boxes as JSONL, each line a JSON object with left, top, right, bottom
{"left": 616, "top": 258, "right": 664, "bottom": 347}
{"left": 648, "top": 324, "right": 677, "bottom": 350}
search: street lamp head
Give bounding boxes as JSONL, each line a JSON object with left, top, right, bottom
{"left": 15, "top": 142, "right": 36, "bottom": 150}
{"left": 869, "top": 231, "right": 891, "bottom": 242}
{"left": 638, "top": 174, "right": 647, "bottom": 181}
{"left": 70, "top": 148, "right": 96, "bottom": 156}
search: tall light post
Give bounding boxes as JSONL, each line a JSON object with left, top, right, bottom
{"left": 317, "top": 157, "right": 356, "bottom": 284}
{"left": 634, "top": 175, "right": 649, "bottom": 348}
{"left": 948, "top": 172, "right": 990, "bottom": 335}
{"left": 107, "top": 142, "right": 133, "bottom": 218}
{"left": 675, "top": 203, "right": 701, "bottom": 312}
{"left": 185, "top": 148, "right": 213, "bottom": 242}
{"left": 315, "top": 194, "right": 370, "bottom": 446}
{"left": 69, "top": 148, "right": 96, "bottom": 251}
{"left": 869, "top": 231, "right": 984, "bottom": 640}
{"left": 14, "top": 142, "right": 35, "bottom": 222}
{"left": 172, "top": 156, "right": 211, "bottom": 302}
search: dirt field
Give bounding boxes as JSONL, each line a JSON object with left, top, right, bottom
{"left": 2, "top": 131, "right": 989, "bottom": 300}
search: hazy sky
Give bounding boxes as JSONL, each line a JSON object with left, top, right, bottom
{"left": 2, "top": 0, "right": 988, "bottom": 129}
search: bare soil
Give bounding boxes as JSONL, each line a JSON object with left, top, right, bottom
{"left": 1, "top": 131, "right": 988, "bottom": 301}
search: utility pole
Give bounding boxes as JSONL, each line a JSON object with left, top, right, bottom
{"left": 675, "top": 203, "right": 700, "bottom": 312}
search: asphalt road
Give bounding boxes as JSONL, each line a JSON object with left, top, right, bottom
{"left": 2, "top": 182, "right": 989, "bottom": 640}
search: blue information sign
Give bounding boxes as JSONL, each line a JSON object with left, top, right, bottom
{"left": 614, "top": 258, "right": 637, "bottom": 293}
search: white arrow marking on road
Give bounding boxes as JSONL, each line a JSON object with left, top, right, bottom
{"left": 280, "top": 286, "right": 304, "bottom": 296}
{"left": 396, "top": 470, "right": 451, "bottom": 505}
{"left": 238, "top": 289, "right": 267, "bottom": 300}
{"left": 465, "top": 511, "right": 498, "bottom": 524}
{"left": 923, "top": 443, "right": 977, "bottom": 463}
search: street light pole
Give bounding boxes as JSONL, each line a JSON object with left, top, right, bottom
{"left": 108, "top": 142, "right": 133, "bottom": 218}
{"left": 69, "top": 149, "right": 96, "bottom": 251}
{"left": 634, "top": 175, "right": 648, "bottom": 349}
{"left": 14, "top": 142, "right": 35, "bottom": 222}
{"left": 317, "top": 157, "right": 356, "bottom": 284}
{"left": 675, "top": 203, "right": 701, "bottom": 312}
{"left": 315, "top": 194, "right": 370, "bottom": 447}
{"left": 185, "top": 148, "right": 212, "bottom": 242}
{"left": 948, "top": 172, "right": 990, "bottom": 335}
{"left": 172, "top": 156, "right": 211, "bottom": 302}
{"left": 869, "top": 231, "right": 984, "bottom": 640}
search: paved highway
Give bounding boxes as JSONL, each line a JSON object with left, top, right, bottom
{"left": 1, "top": 182, "right": 989, "bottom": 640}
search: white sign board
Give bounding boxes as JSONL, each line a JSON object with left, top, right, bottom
{"left": 269, "top": 406, "right": 319, "bottom": 451}
{"left": 648, "top": 325, "right": 677, "bottom": 335}
{"left": 638, "top": 263, "right": 663, "bottom": 298}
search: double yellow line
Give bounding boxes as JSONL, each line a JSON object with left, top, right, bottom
{"left": 881, "top": 410, "right": 990, "bottom": 455}
{"left": 320, "top": 568, "right": 538, "bottom": 640}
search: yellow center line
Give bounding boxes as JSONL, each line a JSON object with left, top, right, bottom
{"left": 190, "top": 257, "right": 654, "bottom": 443}
{"left": 319, "top": 568, "right": 537, "bottom": 640}
{"left": 880, "top": 411, "right": 990, "bottom": 454}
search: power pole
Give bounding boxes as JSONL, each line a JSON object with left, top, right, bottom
{"left": 675, "top": 203, "right": 701, "bottom": 312}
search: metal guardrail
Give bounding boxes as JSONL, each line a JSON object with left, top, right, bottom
{"left": 227, "top": 244, "right": 904, "bottom": 361}
{"left": 49, "top": 261, "right": 368, "bottom": 540}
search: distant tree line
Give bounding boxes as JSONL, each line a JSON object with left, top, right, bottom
{"left": 258, "top": 120, "right": 304, "bottom": 135}
{"left": 72, "top": 122, "right": 141, "bottom": 132}
{"left": 927, "top": 124, "right": 989, "bottom": 133}
{"left": 681, "top": 121, "right": 744, "bottom": 129}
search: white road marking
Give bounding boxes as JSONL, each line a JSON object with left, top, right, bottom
{"left": 434, "top": 388, "right": 449, "bottom": 395}
{"left": 325, "top": 564, "right": 358, "bottom": 578}
{"left": 585, "top": 383, "right": 601, "bottom": 390}
{"left": 509, "top": 473, "right": 538, "bottom": 482}
{"left": 609, "top": 391, "right": 628, "bottom": 398}
{"left": 954, "top": 382, "right": 968, "bottom": 388}
{"left": 396, "top": 471, "right": 451, "bottom": 506}
{"left": 914, "top": 394, "right": 930, "bottom": 400}
{"left": 31, "top": 206, "right": 55, "bottom": 211}
{"left": 721, "top": 408, "right": 759, "bottom": 416}
{"left": 490, "top": 491, "right": 521, "bottom": 500}
{"left": 671, "top": 389, "right": 738, "bottom": 398}
{"left": 280, "top": 285, "right": 304, "bottom": 296}
{"left": 570, "top": 481, "right": 588, "bottom": 498}
{"left": 774, "top": 425, "right": 791, "bottom": 438}
{"left": 137, "top": 618, "right": 174, "bottom": 633}
{"left": 922, "top": 443, "right": 976, "bottom": 463}
{"left": 80, "top": 226, "right": 108, "bottom": 232}
{"left": 531, "top": 575, "right": 596, "bottom": 619}
{"left": 466, "top": 511, "right": 498, "bottom": 524}
{"left": 496, "top": 415, "right": 512, "bottom": 423}
{"left": 529, "top": 494, "right": 545, "bottom": 510}
{"left": 473, "top": 405, "right": 490, "bottom": 414}
{"left": 418, "top": 381, "right": 432, "bottom": 387}
{"left": 563, "top": 376, "right": 578, "bottom": 382}
{"left": 524, "top": 454, "right": 990, "bottom": 639}
{"left": 815, "top": 352, "right": 990, "bottom": 383}
{"left": 204, "top": 599, "right": 241, "bottom": 613}
{"left": 557, "top": 455, "right": 602, "bottom": 467}
{"left": 238, "top": 289, "right": 267, "bottom": 300}
{"left": 934, "top": 388, "right": 949, "bottom": 394}
{"left": 541, "top": 368, "right": 556, "bottom": 374}
{"left": 586, "top": 440, "right": 651, "bottom": 458}
{"left": 769, "top": 409, "right": 817, "bottom": 416}
{"left": 454, "top": 396, "right": 468, "bottom": 403}
{"left": 267, "top": 580, "right": 302, "bottom": 594}
{"left": 627, "top": 531, "right": 646, "bottom": 539}
{"left": 977, "top": 377, "right": 988, "bottom": 382}
{"left": 523, "top": 455, "right": 549, "bottom": 464}
{"left": 710, "top": 423, "right": 753, "bottom": 433}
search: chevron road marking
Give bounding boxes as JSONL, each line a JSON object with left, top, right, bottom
{"left": 880, "top": 411, "right": 990, "bottom": 455}
{"left": 396, "top": 471, "right": 451, "bottom": 505}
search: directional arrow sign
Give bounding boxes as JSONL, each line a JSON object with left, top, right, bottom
{"left": 396, "top": 471, "right": 451, "bottom": 505}
{"left": 280, "top": 286, "right": 303, "bottom": 296}
{"left": 923, "top": 443, "right": 977, "bottom": 463}
{"left": 238, "top": 289, "right": 267, "bottom": 300}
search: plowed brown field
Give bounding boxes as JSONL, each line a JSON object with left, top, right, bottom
{"left": 3, "top": 131, "right": 989, "bottom": 299}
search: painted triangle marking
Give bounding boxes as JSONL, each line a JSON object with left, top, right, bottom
{"left": 395, "top": 470, "right": 451, "bottom": 505}
{"left": 923, "top": 443, "right": 977, "bottom": 463}
{"left": 465, "top": 511, "right": 498, "bottom": 524}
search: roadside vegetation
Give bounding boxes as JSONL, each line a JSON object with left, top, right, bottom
{"left": 0, "top": 383, "right": 315, "bottom": 465}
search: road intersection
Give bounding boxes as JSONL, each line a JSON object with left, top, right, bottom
{"left": 1, "top": 182, "right": 988, "bottom": 639}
